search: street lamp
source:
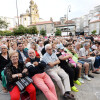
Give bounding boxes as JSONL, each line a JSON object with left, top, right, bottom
{"left": 67, "top": 5, "right": 71, "bottom": 35}
{"left": 16, "top": 0, "right": 19, "bottom": 26}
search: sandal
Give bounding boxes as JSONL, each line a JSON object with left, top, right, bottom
{"left": 71, "top": 86, "right": 79, "bottom": 92}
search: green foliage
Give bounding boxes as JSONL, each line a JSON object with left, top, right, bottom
{"left": 40, "top": 28, "right": 46, "bottom": 36}
{"left": 55, "top": 29, "right": 61, "bottom": 36}
{"left": 29, "top": 26, "right": 38, "bottom": 34}
{"left": 91, "top": 30, "right": 96, "bottom": 35}
{"left": 13, "top": 25, "right": 38, "bottom": 35}
{"left": 13, "top": 25, "right": 26, "bottom": 35}
{"left": 0, "top": 25, "right": 38, "bottom": 36}
{"left": 0, "top": 30, "right": 14, "bottom": 36}
{"left": 0, "top": 18, "right": 8, "bottom": 29}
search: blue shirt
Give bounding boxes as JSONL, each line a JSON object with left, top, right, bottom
{"left": 43, "top": 52, "right": 58, "bottom": 70}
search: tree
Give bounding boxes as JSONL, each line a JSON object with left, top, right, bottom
{"left": 29, "top": 26, "right": 38, "bottom": 34}
{"left": 40, "top": 28, "right": 46, "bottom": 36}
{"left": 91, "top": 30, "right": 97, "bottom": 35}
{"left": 13, "top": 25, "right": 27, "bottom": 35}
{"left": 13, "top": 25, "right": 38, "bottom": 35}
{"left": 0, "top": 30, "right": 14, "bottom": 36}
{"left": 0, "top": 18, "right": 8, "bottom": 29}
{"left": 55, "top": 29, "right": 61, "bottom": 36}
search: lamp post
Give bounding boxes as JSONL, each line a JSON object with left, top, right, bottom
{"left": 67, "top": 5, "right": 71, "bottom": 35}
{"left": 16, "top": 0, "right": 19, "bottom": 26}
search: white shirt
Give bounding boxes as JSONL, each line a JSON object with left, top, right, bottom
{"left": 79, "top": 47, "right": 88, "bottom": 57}
{"left": 20, "top": 52, "right": 27, "bottom": 62}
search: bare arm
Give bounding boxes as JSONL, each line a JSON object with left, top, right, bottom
{"left": 59, "top": 55, "right": 70, "bottom": 60}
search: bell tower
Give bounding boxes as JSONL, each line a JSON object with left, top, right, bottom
{"left": 30, "top": 0, "right": 39, "bottom": 24}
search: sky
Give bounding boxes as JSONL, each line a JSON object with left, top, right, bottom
{"left": 0, "top": 0, "right": 100, "bottom": 21}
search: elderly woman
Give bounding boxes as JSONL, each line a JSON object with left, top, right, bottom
{"left": 0, "top": 44, "right": 11, "bottom": 92}
{"left": 6, "top": 51, "right": 36, "bottom": 100}
{"left": 25, "top": 49, "right": 58, "bottom": 100}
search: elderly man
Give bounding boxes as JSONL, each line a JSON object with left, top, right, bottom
{"left": 75, "top": 42, "right": 96, "bottom": 79}
{"left": 79, "top": 43, "right": 100, "bottom": 74}
{"left": 65, "top": 43, "right": 90, "bottom": 82}
{"left": 25, "top": 49, "right": 58, "bottom": 100}
{"left": 43, "top": 44, "right": 75, "bottom": 100}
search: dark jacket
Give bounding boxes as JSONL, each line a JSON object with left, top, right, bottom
{"left": 25, "top": 57, "right": 46, "bottom": 77}
{"left": 0, "top": 53, "right": 11, "bottom": 80}
{"left": 17, "top": 49, "right": 29, "bottom": 63}
{"left": 41, "top": 48, "right": 46, "bottom": 55}
{"left": 5, "top": 61, "right": 28, "bottom": 91}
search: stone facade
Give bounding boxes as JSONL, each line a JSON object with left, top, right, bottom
{"left": 20, "top": 0, "right": 39, "bottom": 27}
{"left": 29, "top": 21, "right": 55, "bottom": 35}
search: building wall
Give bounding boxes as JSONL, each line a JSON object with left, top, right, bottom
{"left": 89, "top": 22, "right": 100, "bottom": 34}
{"left": 35, "top": 23, "right": 54, "bottom": 34}
{"left": 71, "top": 5, "right": 100, "bottom": 35}
{"left": 72, "top": 17, "right": 84, "bottom": 32}
{"left": 20, "top": 15, "right": 30, "bottom": 27}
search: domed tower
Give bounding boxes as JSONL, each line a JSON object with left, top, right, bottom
{"left": 30, "top": 0, "right": 39, "bottom": 24}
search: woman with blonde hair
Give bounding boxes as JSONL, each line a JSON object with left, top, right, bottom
{"left": 6, "top": 51, "right": 36, "bottom": 100}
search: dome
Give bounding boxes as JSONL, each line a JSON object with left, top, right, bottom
{"left": 30, "top": 0, "right": 34, "bottom": 4}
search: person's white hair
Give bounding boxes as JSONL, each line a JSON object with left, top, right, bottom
{"left": 83, "top": 43, "right": 89, "bottom": 47}
{"left": 28, "top": 49, "right": 35, "bottom": 54}
{"left": 75, "top": 42, "right": 81, "bottom": 46}
{"left": 45, "top": 44, "right": 52, "bottom": 50}
{"left": 1, "top": 44, "right": 8, "bottom": 49}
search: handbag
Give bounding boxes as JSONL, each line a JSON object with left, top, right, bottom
{"left": 16, "top": 76, "right": 33, "bottom": 91}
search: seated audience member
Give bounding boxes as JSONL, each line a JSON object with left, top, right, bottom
{"left": 41, "top": 40, "right": 50, "bottom": 55}
{"left": 90, "top": 42, "right": 100, "bottom": 70}
{"left": 75, "top": 42, "right": 95, "bottom": 78}
{"left": 6, "top": 51, "right": 36, "bottom": 100}
{"left": 25, "top": 49, "right": 58, "bottom": 100}
{"left": 30, "top": 42, "right": 41, "bottom": 58}
{"left": 52, "top": 43, "right": 57, "bottom": 53}
{"left": 23, "top": 39, "right": 28, "bottom": 51}
{"left": 9, "top": 42, "right": 17, "bottom": 53}
{"left": 57, "top": 44, "right": 81, "bottom": 92}
{"left": 37, "top": 41, "right": 44, "bottom": 52}
{"left": 65, "top": 43, "right": 90, "bottom": 81}
{"left": 0, "top": 45, "right": 11, "bottom": 93}
{"left": 17, "top": 42, "right": 28, "bottom": 63}
{"left": 79, "top": 43, "right": 99, "bottom": 74}
{"left": 43, "top": 44, "right": 75, "bottom": 100}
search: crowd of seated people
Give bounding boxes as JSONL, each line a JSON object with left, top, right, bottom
{"left": 0, "top": 34, "right": 100, "bottom": 100}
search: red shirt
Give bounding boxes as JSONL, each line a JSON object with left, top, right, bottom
{"left": 35, "top": 51, "right": 40, "bottom": 58}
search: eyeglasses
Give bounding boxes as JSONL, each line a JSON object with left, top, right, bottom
{"left": 12, "top": 56, "right": 18, "bottom": 58}
{"left": 47, "top": 48, "right": 52, "bottom": 51}
{"left": 2, "top": 48, "right": 7, "bottom": 49}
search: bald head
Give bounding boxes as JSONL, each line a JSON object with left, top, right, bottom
{"left": 45, "top": 44, "right": 52, "bottom": 55}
